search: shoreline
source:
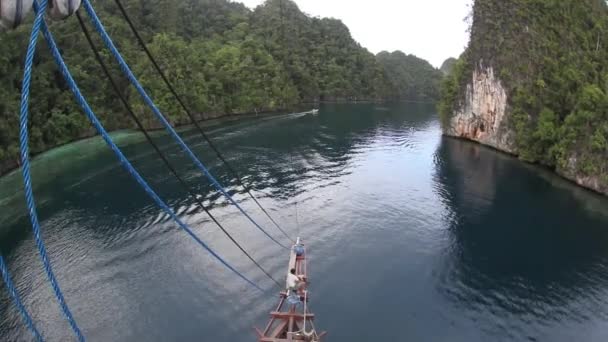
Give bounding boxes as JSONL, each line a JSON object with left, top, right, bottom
{"left": 0, "top": 108, "right": 301, "bottom": 180}
{"left": 0, "top": 100, "right": 436, "bottom": 179}
{"left": 443, "top": 134, "right": 608, "bottom": 198}
{"left": 0, "top": 108, "right": 310, "bottom": 232}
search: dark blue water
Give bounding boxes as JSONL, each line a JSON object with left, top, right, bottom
{"left": 2, "top": 103, "right": 608, "bottom": 341}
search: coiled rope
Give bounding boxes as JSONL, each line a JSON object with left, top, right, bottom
{"left": 81, "top": 0, "right": 289, "bottom": 250}
{"left": 112, "top": 0, "right": 294, "bottom": 244}
{"left": 74, "top": 11, "right": 282, "bottom": 289}
{"left": 20, "top": 1, "right": 85, "bottom": 340}
{"left": 0, "top": 255, "right": 44, "bottom": 342}
{"left": 37, "top": 10, "right": 264, "bottom": 293}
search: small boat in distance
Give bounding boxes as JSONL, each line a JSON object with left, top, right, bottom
{"left": 311, "top": 109, "right": 319, "bottom": 115}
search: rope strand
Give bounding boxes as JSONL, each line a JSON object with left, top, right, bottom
{"left": 75, "top": 11, "right": 281, "bottom": 289}
{"left": 111, "top": 0, "right": 294, "bottom": 244}
{"left": 21, "top": 2, "right": 85, "bottom": 340}
{"left": 81, "top": 0, "right": 289, "bottom": 250}
{"left": 289, "top": 152, "right": 301, "bottom": 238}
{"left": 0, "top": 255, "right": 44, "bottom": 342}
{"left": 39, "top": 16, "right": 264, "bottom": 292}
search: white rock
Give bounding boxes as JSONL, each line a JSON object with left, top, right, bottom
{"left": 447, "top": 63, "right": 516, "bottom": 153}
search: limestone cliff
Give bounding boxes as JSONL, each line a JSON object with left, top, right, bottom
{"left": 440, "top": 0, "right": 608, "bottom": 196}
{"left": 445, "top": 64, "right": 515, "bottom": 154}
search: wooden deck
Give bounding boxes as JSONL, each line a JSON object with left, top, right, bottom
{"left": 255, "top": 239, "right": 325, "bottom": 341}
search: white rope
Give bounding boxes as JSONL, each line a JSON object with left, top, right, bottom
{"left": 295, "top": 195, "right": 300, "bottom": 237}
{"left": 303, "top": 290, "right": 308, "bottom": 333}
{"left": 291, "top": 244, "right": 319, "bottom": 341}
{"left": 293, "top": 290, "right": 317, "bottom": 341}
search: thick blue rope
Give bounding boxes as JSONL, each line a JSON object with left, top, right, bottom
{"left": 81, "top": 0, "right": 289, "bottom": 250}
{"left": 0, "top": 255, "right": 44, "bottom": 342}
{"left": 37, "top": 15, "right": 264, "bottom": 293}
{"left": 19, "top": 1, "right": 85, "bottom": 340}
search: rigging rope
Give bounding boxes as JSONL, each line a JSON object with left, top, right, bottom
{"left": 280, "top": 0, "right": 304, "bottom": 241}
{"left": 289, "top": 152, "right": 301, "bottom": 238}
{"left": 301, "top": 290, "right": 316, "bottom": 339}
{"left": 0, "top": 255, "right": 44, "bottom": 342}
{"left": 20, "top": 1, "right": 85, "bottom": 340}
{"left": 81, "top": 0, "right": 289, "bottom": 250}
{"left": 37, "top": 11, "right": 264, "bottom": 294}
{"left": 111, "top": 0, "right": 294, "bottom": 244}
{"left": 295, "top": 196, "right": 300, "bottom": 238}
{"left": 75, "top": 11, "right": 282, "bottom": 289}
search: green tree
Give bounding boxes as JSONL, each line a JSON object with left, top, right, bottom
{"left": 440, "top": 0, "right": 608, "bottom": 183}
{"left": 0, "top": 0, "right": 440, "bottom": 176}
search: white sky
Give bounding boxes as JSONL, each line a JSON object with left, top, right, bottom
{"left": 237, "top": 0, "right": 473, "bottom": 68}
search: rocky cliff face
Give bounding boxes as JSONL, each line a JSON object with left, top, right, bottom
{"left": 445, "top": 64, "right": 515, "bottom": 154}
{"left": 445, "top": 64, "right": 608, "bottom": 195}
{"left": 441, "top": 0, "right": 608, "bottom": 196}
{"left": 559, "top": 154, "right": 608, "bottom": 196}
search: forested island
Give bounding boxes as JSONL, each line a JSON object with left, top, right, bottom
{"left": 439, "top": 0, "right": 608, "bottom": 195}
{"left": 0, "top": 0, "right": 442, "bottom": 175}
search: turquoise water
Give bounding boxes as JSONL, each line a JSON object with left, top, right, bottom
{"left": 1, "top": 103, "right": 608, "bottom": 341}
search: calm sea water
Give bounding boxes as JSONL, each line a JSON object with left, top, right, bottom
{"left": 2, "top": 103, "right": 608, "bottom": 341}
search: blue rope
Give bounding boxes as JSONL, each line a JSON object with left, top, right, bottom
{"left": 81, "top": 0, "right": 289, "bottom": 250}
{"left": 20, "top": 1, "right": 85, "bottom": 340}
{"left": 0, "top": 255, "right": 44, "bottom": 342}
{"left": 37, "top": 13, "right": 264, "bottom": 293}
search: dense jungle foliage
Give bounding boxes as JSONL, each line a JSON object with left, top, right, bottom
{"left": 439, "top": 0, "right": 608, "bottom": 183}
{"left": 0, "top": 0, "right": 442, "bottom": 174}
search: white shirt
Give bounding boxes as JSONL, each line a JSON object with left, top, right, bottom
{"left": 286, "top": 273, "right": 299, "bottom": 289}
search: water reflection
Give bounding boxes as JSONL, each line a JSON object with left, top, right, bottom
{"left": 0, "top": 103, "right": 438, "bottom": 341}
{"left": 434, "top": 137, "right": 608, "bottom": 339}
{"left": 5, "top": 103, "right": 608, "bottom": 341}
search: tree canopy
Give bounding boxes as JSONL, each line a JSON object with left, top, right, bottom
{"left": 439, "top": 0, "right": 608, "bottom": 187}
{"left": 0, "top": 0, "right": 442, "bottom": 175}
{"left": 377, "top": 51, "right": 444, "bottom": 101}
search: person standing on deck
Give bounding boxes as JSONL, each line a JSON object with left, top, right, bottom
{"left": 286, "top": 268, "right": 304, "bottom": 294}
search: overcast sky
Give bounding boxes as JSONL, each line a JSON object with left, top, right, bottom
{"left": 237, "top": 0, "right": 473, "bottom": 68}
